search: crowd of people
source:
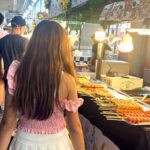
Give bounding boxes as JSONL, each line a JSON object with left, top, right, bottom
{"left": 0, "top": 13, "right": 85, "bottom": 150}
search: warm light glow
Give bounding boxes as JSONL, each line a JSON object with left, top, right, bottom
{"left": 73, "top": 50, "right": 82, "bottom": 57}
{"left": 138, "top": 29, "right": 150, "bottom": 35}
{"left": 67, "top": 26, "right": 70, "bottom": 33}
{"left": 118, "top": 42, "right": 133, "bottom": 52}
{"left": 60, "top": 21, "right": 67, "bottom": 29}
{"left": 128, "top": 28, "right": 150, "bottom": 35}
{"left": 118, "top": 33, "right": 133, "bottom": 53}
{"left": 127, "top": 28, "right": 140, "bottom": 33}
{"left": 95, "top": 31, "right": 106, "bottom": 42}
{"left": 68, "top": 35, "right": 78, "bottom": 47}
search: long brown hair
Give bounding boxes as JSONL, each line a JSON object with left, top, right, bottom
{"left": 13, "top": 20, "right": 76, "bottom": 120}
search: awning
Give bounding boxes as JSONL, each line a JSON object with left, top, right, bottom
{"left": 49, "top": 0, "right": 88, "bottom": 18}
{"left": 100, "top": 0, "right": 150, "bottom": 21}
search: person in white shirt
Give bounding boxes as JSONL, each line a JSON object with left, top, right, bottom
{"left": 0, "top": 12, "right": 8, "bottom": 113}
{"left": 0, "top": 13, "right": 8, "bottom": 39}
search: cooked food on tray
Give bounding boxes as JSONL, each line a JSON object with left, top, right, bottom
{"left": 77, "top": 75, "right": 150, "bottom": 125}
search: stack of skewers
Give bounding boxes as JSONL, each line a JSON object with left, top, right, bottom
{"left": 77, "top": 76, "right": 150, "bottom": 125}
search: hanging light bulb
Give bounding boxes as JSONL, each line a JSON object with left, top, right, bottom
{"left": 118, "top": 42, "right": 133, "bottom": 52}
{"left": 118, "top": 33, "right": 133, "bottom": 53}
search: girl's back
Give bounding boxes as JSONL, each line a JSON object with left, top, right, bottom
{"left": 0, "top": 20, "right": 85, "bottom": 150}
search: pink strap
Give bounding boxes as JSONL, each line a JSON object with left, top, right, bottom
{"left": 7, "top": 60, "right": 19, "bottom": 95}
{"left": 62, "top": 98, "right": 84, "bottom": 113}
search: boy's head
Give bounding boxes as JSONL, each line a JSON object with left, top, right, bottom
{"left": 0, "top": 13, "right": 4, "bottom": 25}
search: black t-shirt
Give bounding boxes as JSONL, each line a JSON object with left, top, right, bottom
{"left": 91, "top": 43, "right": 98, "bottom": 66}
{"left": 91, "top": 42, "right": 111, "bottom": 66}
{"left": 0, "top": 34, "right": 27, "bottom": 80}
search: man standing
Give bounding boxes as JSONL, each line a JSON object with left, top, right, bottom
{"left": 0, "top": 16, "right": 27, "bottom": 88}
{"left": 89, "top": 33, "right": 111, "bottom": 72}
{"left": 0, "top": 15, "right": 28, "bottom": 115}
{"left": 0, "top": 13, "right": 8, "bottom": 112}
{"left": 0, "top": 16, "right": 27, "bottom": 112}
{"left": 0, "top": 13, "right": 8, "bottom": 77}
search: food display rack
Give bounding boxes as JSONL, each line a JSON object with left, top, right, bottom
{"left": 78, "top": 75, "right": 150, "bottom": 150}
{"left": 78, "top": 75, "right": 150, "bottom": 126}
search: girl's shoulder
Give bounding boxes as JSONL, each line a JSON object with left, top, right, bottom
{"left": 62, "top": 71, "right": 75, "bottom": 84}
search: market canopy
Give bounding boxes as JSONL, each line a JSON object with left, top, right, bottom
{"left": 48, "top": 0, "right": 123, "bottom": 23}
{"left": 49, "top": 0, "right": 88, "bottom": 18}
{"left": 100, "top": 0, "right": 150, "bottom": 21}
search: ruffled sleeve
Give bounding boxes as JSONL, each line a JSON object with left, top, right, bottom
{"left": 62, "top": 98, "right": 84, "bottom": 113}
{"left": 7, "top": 60, "right": 20, "bottom": 95}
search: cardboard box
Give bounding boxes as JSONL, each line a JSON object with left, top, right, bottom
{"left": 101, "top": 75, "right": 143, "bottom": 91}
{"left": 96, "top": 60, "right": 130, "bottom": 75}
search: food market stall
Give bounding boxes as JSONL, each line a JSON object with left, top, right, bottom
{"left": 77, "top": 75, "right": 150, "bottom": 150}
{"left": 74, "top": 1, "right": 150, "bottom": 149}
{"left": 99, "top": 0, "right": 150, "bottom": 80}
